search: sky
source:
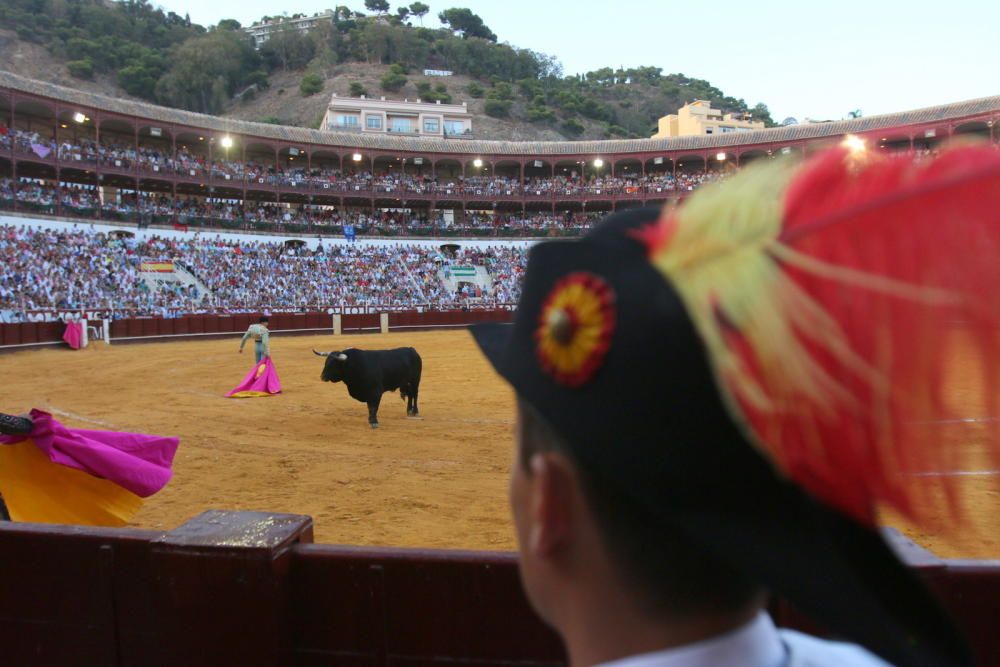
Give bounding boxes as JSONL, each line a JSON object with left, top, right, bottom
{"left": 154, "top": 0, "right": 1000, "bottom": 123}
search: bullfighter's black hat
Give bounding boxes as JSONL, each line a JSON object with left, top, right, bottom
{"left": 472, "top": 145, "right": 1000, "bottom": 667}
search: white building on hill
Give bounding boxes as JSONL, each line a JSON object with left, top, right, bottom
{"left": 322, "top": 94, "right": 473, "bottom": 138}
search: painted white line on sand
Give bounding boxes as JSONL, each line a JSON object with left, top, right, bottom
{"left": 46, "top": 407, "right": 115, "bottom": 428}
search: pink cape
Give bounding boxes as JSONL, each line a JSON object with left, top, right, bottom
{"left": 226, "top": 357, "right": 282, "bottom": 398}
{"left": 63, "top": 321, "right": 83, "bottom": 349}
{"left": 0, "top": 409, "right": 179, "bottom": 497}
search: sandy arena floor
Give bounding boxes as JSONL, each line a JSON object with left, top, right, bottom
{"left": 0, "top": 329, "right": 996, "bottom": 558}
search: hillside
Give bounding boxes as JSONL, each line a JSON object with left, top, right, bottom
{"left": 225, "top": 64, "right": 582, "bottom": 141}
{"left": 0, "top": 1, "right": 776, "bottom": 141}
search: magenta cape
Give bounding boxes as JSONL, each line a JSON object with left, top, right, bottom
{"left": 63, "top": 321, "right": 83, "bottom": 349}
{"left": 0, "top": 409, "right": 179, "bottom": 497}
{"left": 226, "top": 357, "right": 282, "bottom": 398}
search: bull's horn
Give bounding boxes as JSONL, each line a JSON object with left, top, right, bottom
{"left": 312, "top": 349, "right": 331, "bottom": 357}
{"left": 335, "top": 353, "right": 348, "bottom": 361}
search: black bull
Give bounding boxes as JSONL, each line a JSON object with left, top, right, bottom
{"left": 313, "top": 347, "right": 422, "bottom": 428}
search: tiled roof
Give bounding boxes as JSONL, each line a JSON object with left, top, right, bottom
{"left": 2, "top": 70, "right": 997, "bottom": 157}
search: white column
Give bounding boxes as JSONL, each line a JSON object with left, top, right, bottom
{"left": 103, "top": 318, "right": 111, "bottom": 344}
{"left": 80, "top": 319, "right": 88, "bottom": 348}
{"left": 332, "top": 313, "right": 342, "bottom": 335}
{"left": 380, "top": 312, "right": 389, "bottom": 334}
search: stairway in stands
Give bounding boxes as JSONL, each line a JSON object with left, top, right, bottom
{"left": 138, "top": 260, "right": 212, "bottom": 302}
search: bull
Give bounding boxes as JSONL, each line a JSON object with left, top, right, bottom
{"left": 313, "top": 347, "right": 422, "bottom": 428}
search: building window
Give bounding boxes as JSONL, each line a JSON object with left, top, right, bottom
{"left": 366, "top": 116, "right": 382, "bottom": 129}
{"left": 705, "top": 128, "right": 713, "bottom": 134}
{"left": 720, "top": 126, "right": 734, "bottom": 133}
{"left": 337, "top": 115, "right": 358, "bottom": 128}
{"left": 444, "top": 120, "right": 465, "bottom": 135}
{"left": 390, "top": 119, "right": 412, "bottom": 133}
{"left": 423, "top": 119, "right": 440, "bottom": 133}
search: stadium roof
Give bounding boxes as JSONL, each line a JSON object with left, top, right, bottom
{"left": 2, "top": 70, "right": 997, "bottom": 156}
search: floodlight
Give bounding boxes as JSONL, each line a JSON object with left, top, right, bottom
{"left": 220, "top": 136, "right": 234, "bottom": 149}
{"left": 72, "top": 112, "right": 86, "bottom": 123}
{"left": 352, "top": 153, "right": 363, "bottom": 161}
{"left": 715, "top": 152, "right": 727, "bottom": 161}
{"left": 593, "top": 158, "right": 604, "bottom": 168}
{"left": 473, "top": 158, "right": 483, "bottom": 168}
{"left": 842, "top": 134, "right": 866, "bottom": 154}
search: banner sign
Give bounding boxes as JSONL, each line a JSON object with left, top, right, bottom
{"left": 140, "top": 261, "right": 174, "bottom": 273}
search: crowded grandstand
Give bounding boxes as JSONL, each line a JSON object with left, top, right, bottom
{"left": 0, "top": 70, "right": 997, "bottom": 326}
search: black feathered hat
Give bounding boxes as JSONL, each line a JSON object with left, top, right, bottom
{"left": 471, "top": 145, "right": 1000, "bottom": 667}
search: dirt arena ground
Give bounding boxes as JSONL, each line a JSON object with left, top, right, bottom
{"left": 0, "top": 329, "right": 996, "bottom": 558}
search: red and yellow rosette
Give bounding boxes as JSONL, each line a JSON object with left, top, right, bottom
{"left": 535, "top": 272, "right": 616, "bottom": 387}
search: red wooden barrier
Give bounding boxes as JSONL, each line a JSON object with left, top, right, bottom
{"left": 0, "top": 310, "right": 514, "bottom": 348}
{"left": 0, "top": 512, "right": 998, "bottom": 667}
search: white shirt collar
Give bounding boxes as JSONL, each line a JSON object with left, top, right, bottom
{"left": 595, "top": 612, "right": 785, "bottom": 667}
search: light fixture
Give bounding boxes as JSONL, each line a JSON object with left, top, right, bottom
{"left": 352, "top": 152, "right": 363, "bottom": 162}
{"left": 841, "top": 134, "right": 866, "bottom": 154}
{"left": 593, "top": 158, "right": 604, "bottom": 168}
{"left": 715, "top": 152, "right": 726, "bottom": 161}
{"left": 72, "top": 112, "right": 86, "bottom": 123}
{"left": 473, "top": 158, "right": 483, "bottom": 168}
{"left": 60, "top": 123, "right": 68, "bottom": 129}
{"left": 221, "top": 136, "right": 233, "bottom": 149}
{"left": 199, "top": 136, "right": 204, "bottom": 141}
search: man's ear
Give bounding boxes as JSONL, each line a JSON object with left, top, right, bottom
{"left": 526, "top": 451, "right": 579, "bottom": 557}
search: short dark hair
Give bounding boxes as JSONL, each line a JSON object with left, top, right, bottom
{"left": 259, "top": 316, "right": 269, "bottom": 323}
{"left": 517, "top": 398, "right": 763, "bottom": 618}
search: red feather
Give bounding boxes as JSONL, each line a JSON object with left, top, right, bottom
{"left": 756, "top": 145, "right": 1000, "bottom": 523}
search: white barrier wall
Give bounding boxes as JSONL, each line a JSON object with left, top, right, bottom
{"left": 0, "top": 214, "right": 536, "bottom": 251}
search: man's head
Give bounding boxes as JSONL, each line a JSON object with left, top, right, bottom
{"left": 259, "top": 315, "right": 269, "bottom": 325}
{"left": 510, "top": 396, "right": 763, "bottom": 633}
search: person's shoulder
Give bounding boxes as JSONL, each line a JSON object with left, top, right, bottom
{"left": 779, "top": 628, "right": 893, "bottom": 666}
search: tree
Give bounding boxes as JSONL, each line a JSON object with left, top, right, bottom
{"left": 484, "top": 98, "right": 510, "bottom": 117}
{"left": 300, "top": 72, "right": 324, "bottom": 96}
{"left": 438, "top": 8, "right": 496, "bottom": 41}
{"left": 408, "top": 2, "right": 429, "bottom": 25}
{"left": 847, "top": 109, "right": 863, "bottom": 119}
{"left": 364, "top": 0, "right": 390, "bottom": 14}
{"left": 349, "top": 81, "right": 368, "bottom": 97}
{"left": 395, "top": 7, "right": 410, "bottom": 23}
{"left": 380, "top": 63, "right": 408, "bottom": 91}
{"left": 751, "top": 103, "right": 776, "bottom": 127}
{"left": 216, "top": 19, "right": 241, "bottom": 31}
{"left": 155, "top": 28, "right": 262, "bottom": 113}
{"left": 260, "top": 26, "right": 317, "bottom": 71}
{"left": 67, "top": 59, "right": 94, "bottom": 79}
{"left": 466, "top": 81, "right": 484, "bottom": 98}
{"left": 561, "top": 118, "right": 584, "bottom": 137}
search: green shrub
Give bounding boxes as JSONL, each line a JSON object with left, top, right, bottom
{"left": 484, "top": 98, "right": 511, "bottom": 117}
{"left": 380, "top": 64, "right": 408, "bottom": 92}
{"left": 561, "top": 118, "right": 585, "bottom": 137}
{"left": 349, "top": 82, "right": 368, "bottom": 97}
{"left": 67, "top": 59, "right": 94, "bottom": 80}
{"left": 466, "top": 82, "right": 484, "bottom": 98}
{"left": 300, "top": 72, "right": 324, "bottom": 96}
{"left": 527, "top": 105, "right": 556, "bottom": 122}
